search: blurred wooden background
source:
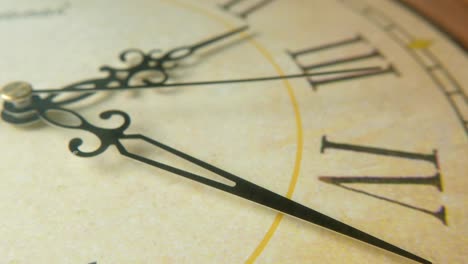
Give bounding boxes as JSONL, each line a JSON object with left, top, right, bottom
{"left": 399, "top": 0, "right": 468, "bottom": 50}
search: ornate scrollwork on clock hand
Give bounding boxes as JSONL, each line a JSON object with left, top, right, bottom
{"left": 63, "top": 48, "right": 175, "bottom": 92}
{"left": 46, "top": 108, "right": 131, "bottom": 158}
{"left": 45, "top": 26, "right": 250, "bottom": 105}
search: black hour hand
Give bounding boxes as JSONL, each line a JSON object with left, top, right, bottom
{"left": 15, "top": 26, "right": 249, "bottom": 114}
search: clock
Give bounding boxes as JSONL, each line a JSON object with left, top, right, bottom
{"left": 0, "top": 0, "right": 466, "bottom": 263}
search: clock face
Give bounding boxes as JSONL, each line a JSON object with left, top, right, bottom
{"left": 0, "top": 0, "right": 466, "bottom": 263}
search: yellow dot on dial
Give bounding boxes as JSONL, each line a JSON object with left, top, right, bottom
{"left": 408, "top": 39, "right": 433, "bottom": 49}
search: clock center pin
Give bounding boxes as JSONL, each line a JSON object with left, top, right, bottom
{"left": 1, "top": 81, "right": 33, "bottom": 108}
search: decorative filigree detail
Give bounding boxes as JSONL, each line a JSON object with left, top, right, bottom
{"left": 56, "top": 110, "right": 131, "bottom": 157}
{"left": 46, "top": 47, "right": 186, "bottom": 104}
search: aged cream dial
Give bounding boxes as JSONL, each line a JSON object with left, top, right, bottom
{"left": 0, "top": 0, "right": 466, "bottom": 263}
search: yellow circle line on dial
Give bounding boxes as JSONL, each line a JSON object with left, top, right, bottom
{"left": 161, "top": 0, "right": 304, "bottom": 262}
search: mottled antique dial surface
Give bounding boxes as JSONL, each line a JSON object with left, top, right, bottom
{"left": 0, "top": 0, "right": 466, "bottom": 263}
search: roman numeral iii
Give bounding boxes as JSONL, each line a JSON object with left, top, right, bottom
{"left": 288, "top": 35, "right": 398, "bottom": 90}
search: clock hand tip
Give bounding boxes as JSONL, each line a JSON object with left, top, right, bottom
{"left": 317, "top": 176, "right": 333, "bottom": 184}
{"left": 418, "top": 257, "right": 432, "bottom": 264}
